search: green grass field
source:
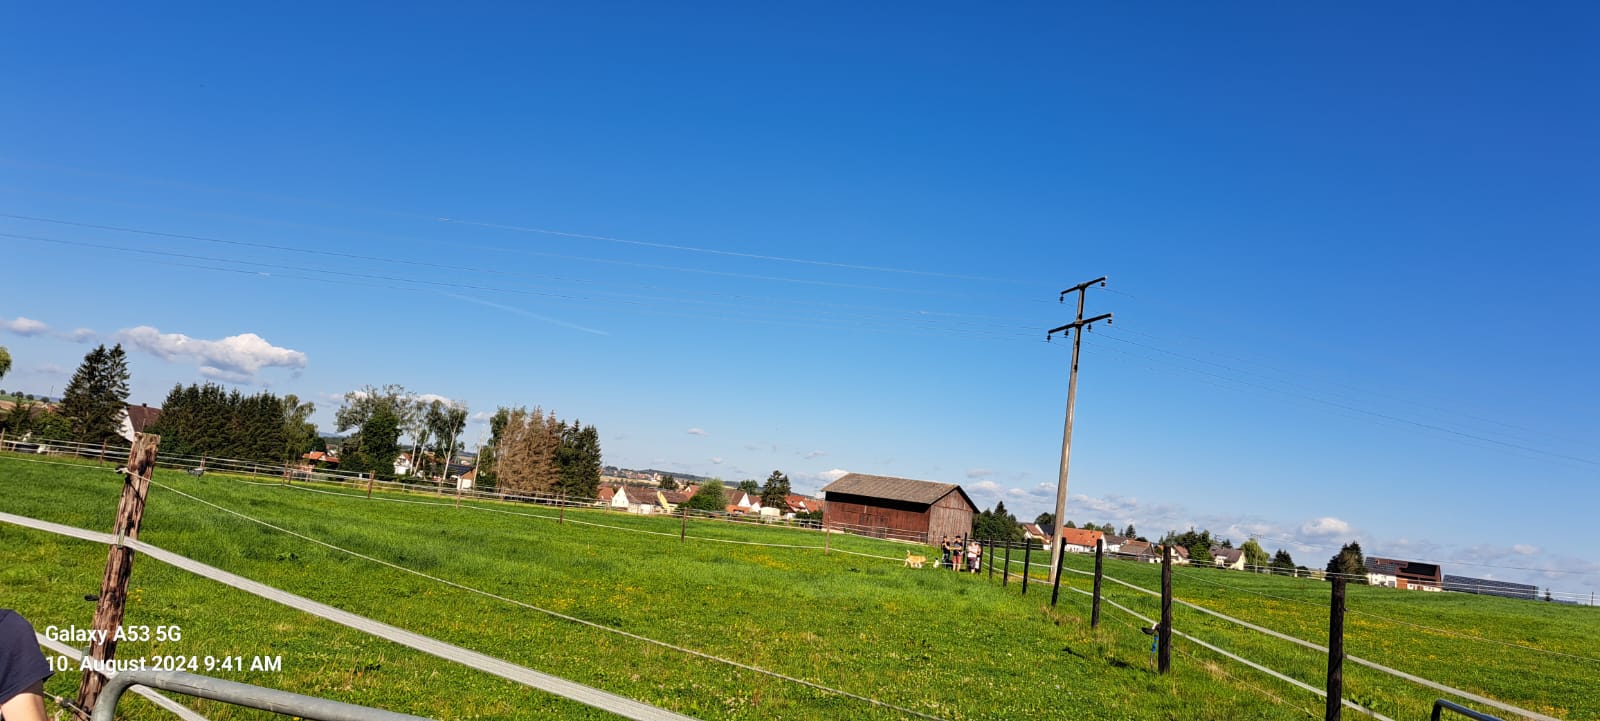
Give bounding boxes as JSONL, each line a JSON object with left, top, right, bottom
{"left": 2, "top": 454, "right": 1594, "bottom": 720}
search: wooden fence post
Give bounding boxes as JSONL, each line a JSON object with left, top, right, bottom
{"left": 988, "top": 540, "right": 996, "bottom": 580}
{"left": 74, "top": 432, "right": 160, "bottom": 719}
{"left": 1092, "top": 539, "right": 1104, "bottom": 629}
{"left": 199, "top": 454, "right": 206, "bottom": 472}
{"left": 1022, "top": 542, "right": 1032, "bottom": 595}
{"left": 1002, "top": 541, "right": 1012, "bottom": 587}
{"left": 1325, "top": 576, "right": 1347, "bottom": 721}
{"left": 558, "top": 494, "right": 566, "bottom": 524}
{"left": 824, "top": 528, "right": 830, "bottom": 556}
{"left": 98, "top": 440, "right": 107, "bottom": 466}
{"left": 680, "top": 505, "right": 688, "bottom": 542}
{"left": 1159, "top": 544, "right": 1173, "bottom": 674}
{"left": 366, "top": 471, "right": 374, "bottom": 499}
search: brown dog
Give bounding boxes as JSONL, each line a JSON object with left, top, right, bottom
{"left": 904, "top": 552, "right": 927, "bottom": 569}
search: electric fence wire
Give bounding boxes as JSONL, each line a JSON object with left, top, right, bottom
{"left": 141, "top": 481, "right": 948, "bottom": 721}
{"left": 1051, "top": 564, "right": 1563, "bottom": 721}
{"left": 0, "top": 457, "right": 1583, "bottom": 720}
{"left": 1063, "top": 587, "right": 1394, "bottom": 721}
{"left": 0, "top": 509, "right": 698, "bottom": 721}
{"left": 1174, "top": 570, "right": 1600, "bottom": 664}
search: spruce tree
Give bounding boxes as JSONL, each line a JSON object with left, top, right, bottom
{"left": 760, "top": 470, "right": 791, "bottom": 509}
{"left": 59, "top": 344, "right": 130, "bottom": 444}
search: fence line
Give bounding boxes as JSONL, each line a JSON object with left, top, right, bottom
{"left": 1054, "top": 563, "right": 1560, "bottom": 721}
{"left": 1066, "top": 587, "right": 1395, "bottom": 721}
{"left": 2, "top": 452, "right": 1581, "bottom": 720}
{"left": 34, "top": 632, "right": 211, "bottom": 721}
{"left": 0, "top": 509, "right": 699, "bottom": 721}
{"left": 1178, "top": 565, "right": 1600, "bottom": 664}
{"left": 145, "top": 483, "right": 947, "bottom": 721}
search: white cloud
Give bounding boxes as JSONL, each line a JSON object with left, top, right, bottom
{"left": 469, "top": 411, "right": 494, "bottom": 422}
{"left": 67, "top": 328, "right": 96, "bottom": 343}
{"left": 966, "top": 468, "right": 993, "bottom": 479}
{"left": 686, "top": 428, "right": 707, "bottom": 436}
{"left": 709, "top": 457, "right": 724, "bottom": 464}
{"left": 1512, "top": 544, "right": 1540, "bottom": 556}
{"left": 819, "top": 469, "right": 849, "bottom": 482}
{"left": 974, "top": 480, "right": 1001, "bottom": 492}
{"left": 1300, "top": 517, "right": 1351, "bottom": 538}
{"left": 416, "top": 393, "right": 457, "bottom": 406}
{"left": 804, "top": 450, "right": 826, "bottom": 459}
{"left": 2, "top": 317, "right": 50, "bottom": 336}
{"left": 116, "top": 326, "right": 307, "bottom": 383}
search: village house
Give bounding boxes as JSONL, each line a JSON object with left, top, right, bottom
{"left": 1020, "top": 523, "right": 1052, "bottom": 550}
{"left": 1365, "top": 557, "right": 1443, "bottom": 591}
{"left": 1057, "top": 528, "right": 1104, "bottom": 554}
{"left": 1210, "top": 546, "right": 1246, "bottom": 571}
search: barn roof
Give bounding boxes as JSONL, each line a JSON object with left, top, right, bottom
{"left": 820, "top": 473, "right": 976, "bottom": 510}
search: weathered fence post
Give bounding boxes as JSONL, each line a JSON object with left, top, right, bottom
{"left": 98, "top": 440, "right": 107, "bottom": 466}
{"left": 1002, "top": 541, "right": 1012, "bottom": 587}
{"left": 1092, "top": 538, "right": 1104, "bottom": 629}
{"left": 200, "top": 454, "right": 207, "bottom": 472}
{"left": 75, "top": 432, "right": 160, "bottom": 719}
{"left": 558, "top": 493, "right": 566, "bottom": 524}
{"left": 1326, "top": 576, "right": 1347, "bottom": 721}
{"left": 1159, "top": 544, "right": 1172, "bottom": 674}
{"left": 824, "top": 527, "right": 830, "bottom": 556}
{"left": 366, "top": 471, "right": 374, "bottom": 499}
{"left": 1022, "top": 541, "right": 1032, "bottom": 595}
{"left": 988, "top": 539, "right": 996, "bottom": 580}
{"left": 455, "top": 477, "right": 464, "bottom": 508}
{"left": 680, "top": 505, "right": 687, "bottom": 542}
{"left": 1050, "top": 541, "right": 1066, "bottom": 607}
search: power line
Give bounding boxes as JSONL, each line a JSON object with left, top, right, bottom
{"left": 1, "top": 158, "right": 1025, "bottom": 285}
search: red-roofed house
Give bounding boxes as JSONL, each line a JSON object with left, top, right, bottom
{"left": 1057, "top": 528, "right": 1104, "bottom": 554}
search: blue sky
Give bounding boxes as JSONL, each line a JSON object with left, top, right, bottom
{"left": 2, "top": 3, "right": 1596, "bottom": 596}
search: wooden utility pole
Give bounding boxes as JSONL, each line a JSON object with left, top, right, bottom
{"left": 1326, "top": 576, "right": 1347, "bottom": 721}
{"left": 1159, "top": 543, "right": 1173, "bottom": 674}
{"left": 75, "top": 433, "right": 160, "bottom": 719}
{"left": 1045, "top": 276, "right": 1112, "bottom": 584}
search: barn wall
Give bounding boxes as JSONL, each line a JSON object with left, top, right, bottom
{"left": 823, "top": 492, "right": 932, "bottom": 542}
{"left": 925, "top": 490, "right": 976, "bottom": 544}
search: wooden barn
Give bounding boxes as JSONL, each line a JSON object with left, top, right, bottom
{"left": 819, "top": 473, "right": 977, "bottom": 545}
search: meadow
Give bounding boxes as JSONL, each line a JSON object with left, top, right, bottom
{"left": 2, "top": 453, "right": 1593, "bottom": 720}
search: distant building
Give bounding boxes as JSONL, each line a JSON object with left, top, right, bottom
{"left": 1210, "top": 546, "right": 1246, "bottom": 571}
{"left": 116, "top": 403, "right": 164, "bottom": 443}
{"left": 1442, "top": 575, "right": 1538, "bottom": 600}
{"left": 820, "top": 473, "right": 976, "bottom": 545}
{"left": 1057, "top": 528, "right": 1104, "bottom": 554}
{"left": 1365, "top": 557, "right": 1443, "bottom": 591}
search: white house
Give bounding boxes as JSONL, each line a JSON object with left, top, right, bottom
{"left": 1210, "top": 546, "right": 1246, "bottom": 571}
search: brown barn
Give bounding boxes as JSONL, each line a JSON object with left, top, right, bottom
{"left": 819, "top": 473, "right": 977, "bottom": 545}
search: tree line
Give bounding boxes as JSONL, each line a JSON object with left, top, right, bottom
{"left": 146, "top": 383, "right": 317, "bottom": 464}
{"left": 0, "top": 347, "right": 605, "bottom": 493}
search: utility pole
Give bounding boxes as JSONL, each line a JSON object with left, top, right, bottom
{"left": 1046, "top": 276, "right": 1112, "bottom": 584}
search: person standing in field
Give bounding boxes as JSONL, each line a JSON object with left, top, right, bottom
{"left": 0, "top": 609, "right": 52, "bottom": 721}
{"left": 966, "top": 540, "right": 981, "bottom": 573}
{"left": 941, "top": 535, "right": 960, "bottom": 570}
